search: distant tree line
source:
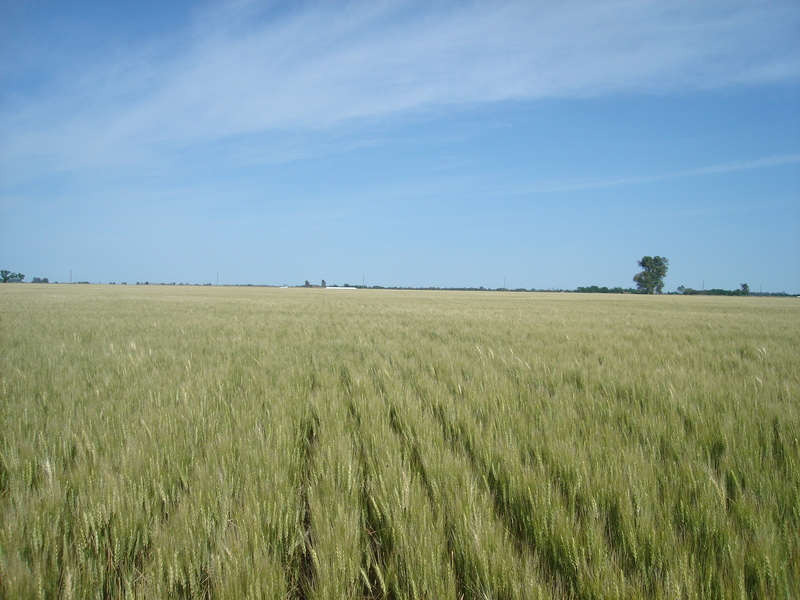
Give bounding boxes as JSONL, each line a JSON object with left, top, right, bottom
{"left": 675, "top": 284, "right": 793, "bottom": 297}
{"left": 576, "top": 286, "right": 636, "bottom": 294}
{"left": 677, "top": 284, "right": 740, "bottom": 296}
{"left": 2, "top": 270, "right": 53, "bottom": 283}
{"left": 678, "top": 288, "right": 750, "bottom": 296}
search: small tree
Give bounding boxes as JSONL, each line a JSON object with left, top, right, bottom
{"left": 633, "top": 256, "right": 668, "bottom": 294}
{"left": 740, "top": 283, "right": 750, "bottom": 295}
{"left": 321, "top": 279, "right": 326, "bottom": 288}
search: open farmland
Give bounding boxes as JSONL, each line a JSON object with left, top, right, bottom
{"left": 1, "top": 285, "right": 798, "bottom": 599}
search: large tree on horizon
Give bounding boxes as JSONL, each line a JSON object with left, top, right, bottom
{"left": 633, "top": 256, "right": 669, "bottom": 294}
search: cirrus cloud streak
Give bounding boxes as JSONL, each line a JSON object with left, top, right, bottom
{"left": 2, "top": 0, "right": 799, "bottom": 181}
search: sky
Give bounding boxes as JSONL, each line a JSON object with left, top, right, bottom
{"left": 1, "top": 0, "right": 799, "bottom": 292}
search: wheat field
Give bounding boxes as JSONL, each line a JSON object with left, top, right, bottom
{"left": 1, "top": 285, "right": 798, "bottom": 599}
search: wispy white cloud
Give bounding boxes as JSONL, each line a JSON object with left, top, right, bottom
{"left": 519, "top": 153, "right": 800, "bottom": 194}
{"left": 1, "top": 0, "right": 799, "bottom": 179}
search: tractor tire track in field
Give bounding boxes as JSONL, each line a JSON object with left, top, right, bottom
{"left": 429, "top": 401, "right": 598, "bottom": 600}
{"left": 385, "top": 404, "right": 435, "bottom": 507}
{"left": 383, "top": 401, "right": 470, "bottom": 600}
{"left": 345, "top": 396, "right": 392, "bottom": 599}
{"left": 291, "top": 415, "right": 318, "bottom": 600}
{"left": 535, "top": 447, "right": 660, "bottom": 596}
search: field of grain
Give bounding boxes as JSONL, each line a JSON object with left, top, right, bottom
{"left": 1, "top": 285, "right": 798, "bottom": 599}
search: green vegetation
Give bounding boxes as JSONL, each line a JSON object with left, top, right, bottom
{"left": 633, "top": 256, "right": 669, "bottom": 294}
{"left": 0, "top": 270, "right": 25, "bottom": 283}
{"left": 678, "top": 285, "right": 753, "bottom": 297}
{"left": 1, "top": 285, "right": 798, "bottom": 599}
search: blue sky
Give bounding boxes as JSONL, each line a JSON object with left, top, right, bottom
{"left": 1, "top": 0, "right": 799, "bottom": 291}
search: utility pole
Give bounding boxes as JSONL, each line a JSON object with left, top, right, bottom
{"left": 216, "top": 272, "right": 219, "bottom": 286}
{"left": 70, "top": 269, "right": 72, "bottom": 284}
